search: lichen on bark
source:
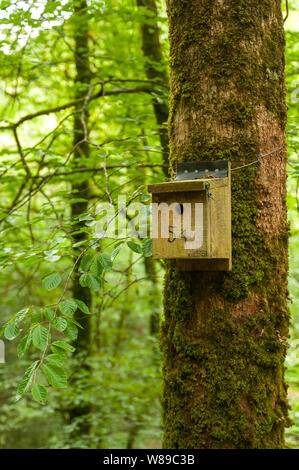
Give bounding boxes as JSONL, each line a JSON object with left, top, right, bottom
{"left": 162, "top": 0, "right": 290, "bottom": 449}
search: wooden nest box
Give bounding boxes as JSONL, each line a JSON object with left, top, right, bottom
{"left": 148, "top": 161, "right": 232, "bottom": 271}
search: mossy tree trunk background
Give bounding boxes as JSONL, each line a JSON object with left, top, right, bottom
{"left": 162, "top": 0, "right": 290, "bottom": 449}
{"left": 68, "top": 0, "right": 92, "bottom": 439}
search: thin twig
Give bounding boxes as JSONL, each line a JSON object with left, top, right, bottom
{"left": 12, "top": 127, "right": 31, "bottom": 178}
{"left": 0, "top": 83, "right": 156, "bottom": 131}
{"left": 284, "top": 0, "right": 289, "bottom": 23}
{"left": 231, "top": 146, "right": 286, "bottom": 172}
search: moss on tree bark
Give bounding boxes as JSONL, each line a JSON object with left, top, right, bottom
{"left": 162, "top": 0, "right": 290, "bottom": 449}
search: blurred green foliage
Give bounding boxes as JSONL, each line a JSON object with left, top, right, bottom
{"left": 284, "top": 1, "right": 299, "bottom": 448}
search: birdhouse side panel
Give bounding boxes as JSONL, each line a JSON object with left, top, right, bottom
{"left": 209, "top": 178, "right": 232, "bottom": 262}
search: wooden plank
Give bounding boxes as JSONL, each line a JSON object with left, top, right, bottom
{"left": 148, "top": 168, "right": 232, "bottom": 271}
{"left": 148, "top": 178, "right": 225, "bottom": 194}
{"left": 209, "top": 178, "right": 231, "bottom": 260}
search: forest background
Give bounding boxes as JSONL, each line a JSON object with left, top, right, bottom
{"left": 0, "top": 0, "right": 298, "bottom": 449}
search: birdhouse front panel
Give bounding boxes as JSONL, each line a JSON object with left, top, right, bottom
{"left": 151, "top": 190, "right": 210, "bottom": 259}
{"left": 148, "top": 161, "right": 232, "bottom": 271}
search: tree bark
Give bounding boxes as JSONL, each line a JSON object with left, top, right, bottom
{"left": 144, "top": 256, "right": 160, "bottom": 336}
{"left": 162, "top": 0, "right": 290, "bottom": 449}
{"left": 68, "top": 0, "right": 92, "bottom": 438}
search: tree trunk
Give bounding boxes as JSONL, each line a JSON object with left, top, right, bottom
{"left": 144, "top": 256, "right": 160, "bottom": 336}
{"left": 137, "top": 0, "right": 168, "bottom": 337}
{"left": 68, "top": 0, "right": 92, "bottom": 439}
{"left": 162, "top": 0, "right": 290, "bottom": 449}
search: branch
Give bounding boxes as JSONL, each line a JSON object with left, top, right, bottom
{"left": 0, "top": 84, "right": 155, "bottom": 131}
{"left": 284, "top": 0, "right": 289, "bottom": 22}
{"left": 13, "top": 127, "right": 31, "bottom": 178}
{"left": 30, "top": 163, "right": 168, "bottom": 179}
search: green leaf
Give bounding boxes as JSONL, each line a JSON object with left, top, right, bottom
{"left": 127, "top": 241, "right": 143, "bottom": 254}
{"left": 32, "top": 384, "right": 47, "bottom": 405}
{"left": 32, "top": 325, "right": 49, "bottom": 351}
{"left": 70, "top": 198, "right": 89, "bottom": 204}
{"left": 16, "top": 361, "right": 39, "bottom": 401}
{"left": 111, "top": 242, "right": 123, "bottom": 261}
{"left": 64, "top": 323, "right": 78, "bottom": 341}
{"left": 97, "top": 253, "right": 112, "bottom": 271}
{"left": 79, "top": 273, "right": 101, "bottom": 291}
{"left": 44, "top": 249, "right": 58, "bottom": 257}
{"left": 50, "top": 346, "right": 67, "bottom": 361}
{"left": 46, "top": 353, "right": 65, "bottom": 367}
{"left": 44, "top": 249, "right": 61, "bottom": 262}
{"left": 44, "top": 308, "right": 55, "bottom": 321}
{"left": 74, "top": 299, "right": 90, "bottom": 315}
{"left": 90, "top": 258, "right": 103, "bottom": 278}
{"left": 44, "top": 254, "right": 61, "bottom": 262}
{"left": 53, "top": 317, "right": 67, "bottom": 332}
{"left": 15, "top": 307, "right": 30, "bottom": 322}
{"left": 42, "top": 363, "right": 67, "bottom": 389}
{"left": 4, "top": 322, "right": 20, "bottom": 340}
{"left": 140, "top": 194, "right": 150, "bottom": 203}
{"left": 79, "top": 273, "right": 89, "bottom": 288}
{"left": 68, "top": 318, "right": 83, "bottom": 329}
{"left": 143, "top": 238, "right": 152, "bottom": 257}
{"left": 78, "top": 214, "right": 93, "bottom": 222}
{"left": 31, "top": 310, "right": 43, "bottom": 324}
{"left": 43, "top": 272, "right": 61, "bottom": 291}
{"left": 52, "top": 340, "right": 75, "bottom": 352}
{"left": 59, "top": 299, "right": 77, "bottom": 316}
{"left": 17, "top": 332, "right": 32, "bottom": 358}
{"left": 79, "top": 251, "right": 95, "bottom": 272}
